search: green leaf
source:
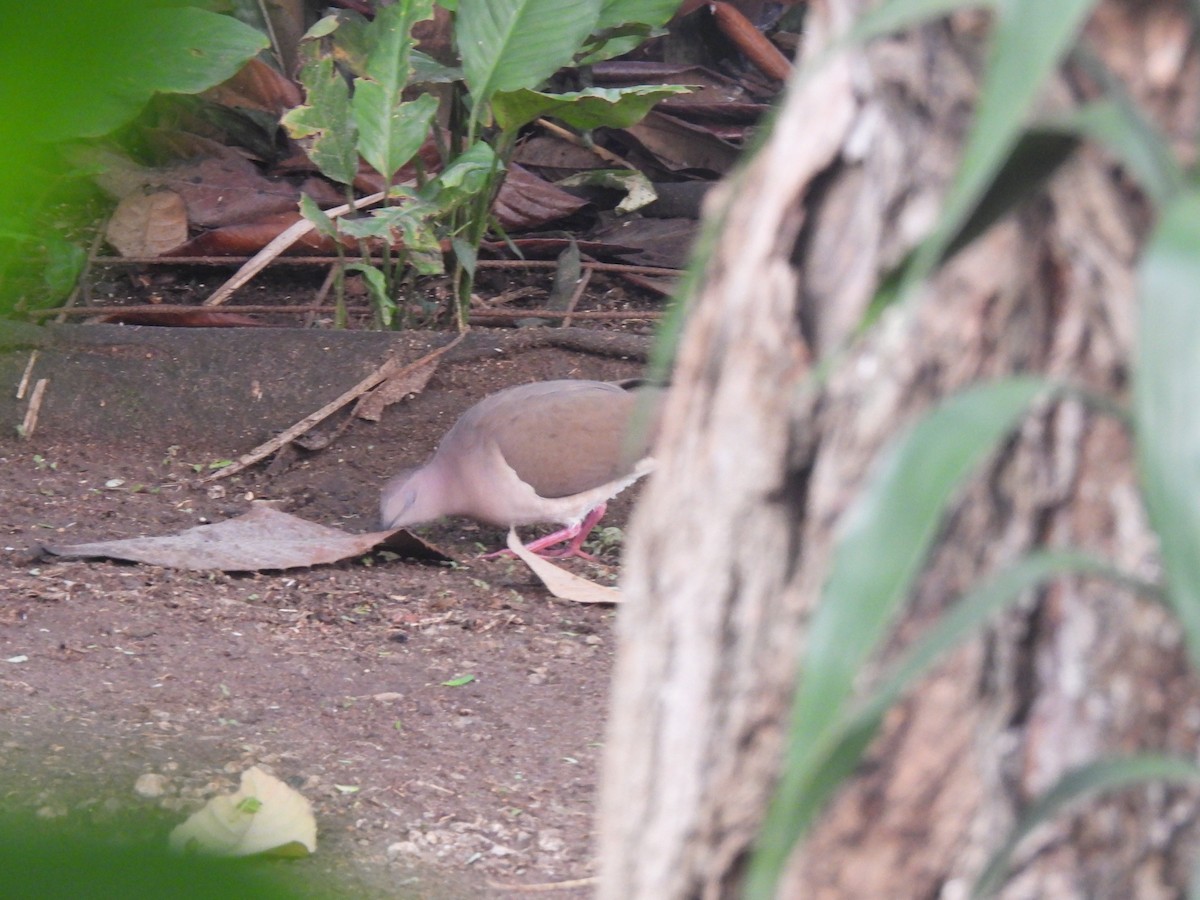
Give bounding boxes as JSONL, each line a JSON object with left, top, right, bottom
{"left": 412, "top": 49, "right": 463, "bottom": 84}
{"left": 595, "top": 0, "right": 680, "bottom": 29}
{"left": 423, "top": 141, "right": 501, "bottom": 211}
{"left": 282, "top": 51, "right": 359, "bottom": 186}
{"left": 491, "top": 84, "right": 691, "bottom": 132}
{"left": 1135, "top": 188, "right": 1200, "bottom": 669}
{"left": 351, "top": 0, "right": 437, "bottom": 181}
{"left": 458, "top": 0, "right": 602, "bottom": 102}
{"left": 441, "top": 674, "right": 476, "bottom": 687}
{"left": 558, "top": 168, "right": 657, "bottom": 214}
{"left": 747, "top": 377, "right": 1050, "bottom": 897}
{"left": 1043, "top": 99, "right": 1183, "bottom": 210}
{"left": 782, "top": 552, "right": 1152, "bottom": 852}
{"left": 354, "top": 92, "right": 438, "bottom": 182}
{"left": 298, "top": 194, "right": 339, "bottom": 241}
{"left": 973, "top": 756, "right": 1200, "bottom": 897}
{"left": 904, "top": 0, "right": 1096, "bottom": 288}
{"left": 7, "top": 6, "right": 268, "bottom": 141}
{"left": 346, "top": 262, "right": 395, "bottom": 327}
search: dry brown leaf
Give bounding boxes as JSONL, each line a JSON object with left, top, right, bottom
{"left": 105, "top": 191, "right": 188, "bottom": 257}
{"left": 354, "top": 355, "right": 441, "bottom": 422}
{"left": 43, "top": 503, "right": 449, "bottom": 571}
{"left": 507, "top": 528, "right": 622, "bottom": 604}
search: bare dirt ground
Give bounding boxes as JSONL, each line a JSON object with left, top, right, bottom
{"left": 0, "top": 332, "right": 650, "bottom": 898}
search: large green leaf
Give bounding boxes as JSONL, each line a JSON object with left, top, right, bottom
{"left": 1135, "top": 188, "right": 1200, "bottom": 668}
{"left": 4, "top": 4, "right": 267, "bottom": 142}
{"left": 491, "top": 84, "right": 690, "bottom": 132}
{"left": 457, "top": 0, "right": 602, "bottom": 102}
{"left": 351, "top": 0, "right": 436, "bottom": 181}
{"left": 973, "top": 756, "right": 1200, "bottom": 897}
{"left": 746, "top": 377, "right": 1050, "bottom": 897}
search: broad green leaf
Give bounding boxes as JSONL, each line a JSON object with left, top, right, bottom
{"left": 491, "top": 84, "right": 691, "bottom": 133}
{"left": 412, "top": 49, "right": 463, "bottom": 84}
{"left": 747, "top": 377, "right": 1050, "bottom": 897}
{"left": 283, "top": 52, "right": 359, "bottom": 186}
{"left": 973, "top": 756, "right": 1200, "bottom": 897}
{"left": 595, "top": 0, "right": 679, "bottom": 28}
{"left": 457, "top": 0, "right": 602, "bottom": 103}
{"left": 354, "top": 92, "right": 438, "bottom": 182}
{"left": 1134, "top": 188, "right": 1200, "bottom": 668}
{"left": 904, "top": 0, "right": 1096, "bottom": 288}
{"left": 9, "top": 6, "right": 267, "bottom": 141}
{"left": 351, "top": 0, "right": 436, "bottom": 180}
{"left": 423, "top": 141, "right": 501, "bottom": 210}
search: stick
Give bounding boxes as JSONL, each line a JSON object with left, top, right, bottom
{"left": 201, "top": 334, "right": 464, "bottom": 483}
{"left": 203, "top": 191, "right": 387, "bottom": 307}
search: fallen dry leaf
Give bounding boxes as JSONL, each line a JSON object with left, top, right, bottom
{"left": 43, "top": 503, "right": 449, "bottom": 571}
{"left": 105, "top": 191, "right": 188, "bottom": 257}
{"left": 170, "top": 766, "right": 317, "bottom": 858}
{"left": 507, "top": 528, "right": 622, "bottom": 604}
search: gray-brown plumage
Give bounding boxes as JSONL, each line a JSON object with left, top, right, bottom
{"left": 379, "top": 379, "right": 662, "bottom": 557}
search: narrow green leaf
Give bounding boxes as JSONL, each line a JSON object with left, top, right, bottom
{"left": 1135, "top": 188, "right": 1200, "bottom": 669}
{"left": 491, "top": 84, "right": 690, "bottom": 133}
{"left": 845, "top": 0, "right": 984, "bottom": 46}
{"left": 441, "top": 674, "right": 476, "bottom": 687}
{"left": 747, "top": 377, "right": 1050, "bottom": 897}
{"left": 904, "top": 0, "right": 1096, "bottom": 288}
{"left": 351, "top": 0, "right": 436, "bottom": 180}
{"left": 1043, "top": 99, "right": 1183, "bottom": 209}
{"left": 458, "top": 0, "right": 602, "bottom": 103}
{"left": 973, "top": 756, "right": 1200, "bottom": 897}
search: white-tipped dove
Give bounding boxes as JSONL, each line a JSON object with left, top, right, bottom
{"left": 380, "top": 379, "right": 662, "bottom": 558}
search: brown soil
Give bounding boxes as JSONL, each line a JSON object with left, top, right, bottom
{"left": 0, "top": 332, "right": 650, "bottom": 897}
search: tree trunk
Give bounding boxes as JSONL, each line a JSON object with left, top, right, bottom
{"left": 598, "top": 2, "right": 1200, "bottom": 897}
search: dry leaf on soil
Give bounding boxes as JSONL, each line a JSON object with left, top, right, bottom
{"left": 43, "top": 503, "right": 449, "bottom": 571}
{"left": 105, "top": 191, "right": 188, "bottom": 257}
{"left": 507, "top": 528, "right": 622, "bottom": 604}
{"left": 169, "top": 766, "right": 317, "bottom": 858}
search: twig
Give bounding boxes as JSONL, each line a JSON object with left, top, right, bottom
{"left": 90, "top": 255, "right": 681, "bottom": 278}
{"left": 305, "top": 266, "right": 340, "bottom": 328}
{"left": 486, "top": 876, "right": 598, "bottom": 893}
{"left": 560, "top": 268, "right": 592, "bottom": 329}
{"left": 29, "top": 304, "right": 663, "bottom": 322}
{"left": 201, "top": 334, "right": 464, "bottom": 483}
{"left": 203, "top": 191, "right": 386, "bottom": 307}
{"left": 537, "top": 117, "right": 638, "bottom": 170}
{"left": 19, "top": 378, "right": 48, "bottom": 440}
{"left": 469, "top": 307, "right": 662, "bottom": 321}
{"left": 16, "top": 351, "right": 39, "bottom": 400}
{"left": 55, "top": 229, "right": 106, "bottom": 324}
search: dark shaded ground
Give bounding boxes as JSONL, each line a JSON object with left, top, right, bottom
{"left": 0, "top": 333, "right": 650, "bottom": 898}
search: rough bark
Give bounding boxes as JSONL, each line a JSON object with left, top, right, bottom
{"left": 598, "top": 1, "right": 1200, "bottom": 898}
